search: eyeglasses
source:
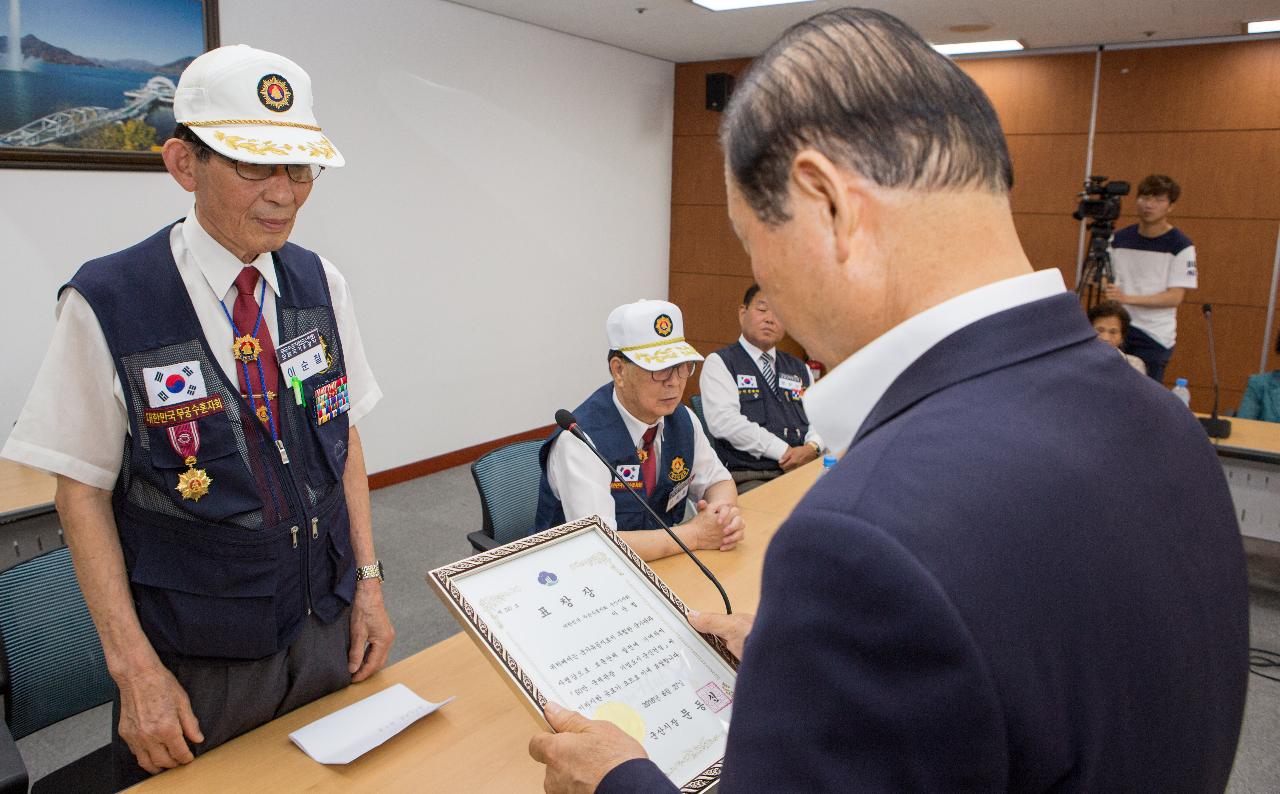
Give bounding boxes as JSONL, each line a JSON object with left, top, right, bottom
{"left": 201, "top": 145, "right": 324, "bottom": 183}
{"left": 650, "top": 362, "right": 697, "bottom": 382}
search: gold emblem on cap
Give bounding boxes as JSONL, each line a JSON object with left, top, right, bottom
{"left": 669, "top": 456, "right": 690, "bottom": 482}
{"left": 233, "top": 335, "right": 262, "bottom": 363}
{"left": 257, "top": 74, "right": 294, "bottom": 113}
{"left": 176, "top": 464, "right": 213, "bottom": 501}
{"left": 654, "top": 314, "right": 674, "bottom": 337}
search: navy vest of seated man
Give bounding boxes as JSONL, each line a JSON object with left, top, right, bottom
{"left": 700, "top": 282, "right": 824, "bottom": 492}
{"left": 0, "top": 45, "right": 395, "bottom": 789}
{"left": 528, "top": 9, "right": 1248, "bottom": 793}
{"left": 535, "top": 299, "right": 745, "bottom": 562}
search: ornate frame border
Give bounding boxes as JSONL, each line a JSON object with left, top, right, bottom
{"left": 0, "top": 0, "right": 219, "bottom": 171}
{"left": 428, "top": 515, "right": 738, "bottom": 793}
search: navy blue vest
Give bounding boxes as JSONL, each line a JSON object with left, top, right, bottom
{"left": 65, "top": 222, "right": 356, "bottom": 661}
{"left": 711, "top": 342, "right": 811, "bottom": 471}
{"left": 534, "top": 384, "right": 697, "bottom": 532}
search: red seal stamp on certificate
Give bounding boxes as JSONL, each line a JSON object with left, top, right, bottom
{"left": 696, "top": 682, "right": 732, "bottom": 714}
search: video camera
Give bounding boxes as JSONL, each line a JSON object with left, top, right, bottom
{"left": 1072, "top": 175, "right": 1130, "bottom": 223}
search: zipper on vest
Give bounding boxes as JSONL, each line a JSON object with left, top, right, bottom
{"left": 270, "top": 431, "right": 313, "bottom": 617}
{"left": 290, "top": 526, "right": 299, "bottom": 548}
{"left": 306, "top": 516, "right": 318, "bottom": 613}
{"left": 311, "top": 516, "right": 319, "bottom": 539}
{"left": 276, "top": 439, "right": 290, "bottom": 465}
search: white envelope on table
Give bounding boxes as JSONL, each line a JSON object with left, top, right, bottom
{"left": 288, "top": 683, "right": 454, "bottom": 764}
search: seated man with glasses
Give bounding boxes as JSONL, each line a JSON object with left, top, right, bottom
{"left": 1, "top": 45, "right": 393, "bottom": 787}
{"left": 535, "top": 300, "right": 746, "bottom": 561}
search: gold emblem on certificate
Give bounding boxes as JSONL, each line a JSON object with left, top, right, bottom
{"left": 168, "top": 423, "right": 212, "bottom": 501}
{"left": 233, "top": 334, "right": 263, "bottom": 363}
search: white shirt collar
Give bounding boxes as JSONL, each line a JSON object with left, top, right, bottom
{"left": 612, "top": 389, "right": 661, "bottom": 448}
{"left": 737, "top": 335, "right": 776, "bottom": 362}
{"left": 181, "top": 204, "right": 279, "bottom": 302}
{"left": 804, "top": 269, "right": 1066, "bottom": 454}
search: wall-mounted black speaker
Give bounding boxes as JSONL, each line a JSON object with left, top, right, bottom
{"left": 706, "top": 72, "right": 735, "bottom": 112}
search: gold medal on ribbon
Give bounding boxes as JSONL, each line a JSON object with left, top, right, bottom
{"left": 169, "top": 424, "right": 212, "bottom": 501}
{"left": 233, "top": 334, "right": 263, "bottom": 363}
{"left": 176, "top": 462, "right": 213, "bottom": 502}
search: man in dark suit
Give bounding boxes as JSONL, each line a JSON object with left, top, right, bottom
{"left": 528, "top": 8, "right": 1249, "bottom": 792}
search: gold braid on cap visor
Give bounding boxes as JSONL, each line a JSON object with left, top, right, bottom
{"left": 620, "top": 338, "right": 700, "bottom": 366}
{"left": 180, "top": 119, "right": 323, "bottom": 131}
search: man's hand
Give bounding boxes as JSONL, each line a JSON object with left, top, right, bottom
{"left": 349, "top": 581, "right": 395, "bottom": 681}
{"left": 1103, "top": 281, "right": 1127, "bottom": 304}
{"left": 778, "top": 443, "right": 819, "bottom": 472}
{"left": 528, "top": 702, "right": 647, "bottom": 794}
{"left": 116, "top": 663, "right": 204, "bottom": 774}
{"left": 689, "top": 499, "right": 745, "bottom": 551}
{"left": 688, "top": 610, "right": 755, "bottom": 659}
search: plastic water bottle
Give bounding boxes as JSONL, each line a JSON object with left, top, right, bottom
{"left": 820, "top": 454, "right": 838, "bottom": 475}
{"left": 1171, "top": 378, "right": 1191, "bottom": 407}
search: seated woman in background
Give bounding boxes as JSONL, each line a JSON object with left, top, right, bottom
{"left": 1088, "top": 301, "right": 1147, "bottom": 375}
{"left": 1238, "top": 333, "right": 1280, "bottom": 422}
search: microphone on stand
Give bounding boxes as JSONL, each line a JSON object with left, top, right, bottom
{"left": 1199, "top": 303, "right": 1232, "bottom": 439}
{"left": 555, "top": 409, "right": 732, "bottom": 614}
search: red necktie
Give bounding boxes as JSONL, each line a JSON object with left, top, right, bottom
{"left": 640, "top": 425, "right": 658, "bottom": 497}
{"left": 232, "top": 267, "right": 281, "bottom": 435}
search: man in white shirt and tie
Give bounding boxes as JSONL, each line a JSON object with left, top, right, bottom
{"left": 699, "top": 284, "right": 823, "bottom": 492}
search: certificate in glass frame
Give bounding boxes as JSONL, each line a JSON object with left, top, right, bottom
{"left": 429, "top": 516, "right": 738, "bottom": 792}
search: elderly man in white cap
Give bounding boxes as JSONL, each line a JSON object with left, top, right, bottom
{"left": 1, "top": 45, "right": 393, "bottom": 786}
{"left": 534, "top": 300, "right": 745, "bottom": 561}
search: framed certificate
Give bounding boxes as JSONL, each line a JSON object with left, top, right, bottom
{"left": 429, "top": 516, "right": 738, "bottom": 792}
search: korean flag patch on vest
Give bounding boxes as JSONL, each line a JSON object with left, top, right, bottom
{"left": 736, "top": 374, "right": 758, "bottom": 389}
{"left": 616, "top": 464, "right": 641, "bottom": 482}
{"left": 143, "top": 361, "right": 208, "bottom": 408}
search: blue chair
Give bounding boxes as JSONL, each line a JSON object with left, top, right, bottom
{"left": 468, "top": 438, "right": 547, "bottom": 552}
{"left": 0, "top": 546, "right": 116, "bottom": 794}
{"left": 689, "top": 394, "right": 712, "bottom": 437}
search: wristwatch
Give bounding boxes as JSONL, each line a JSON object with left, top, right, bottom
{"left": 355, "top": 560, "right": 385, "bottom": 583}
{"left": 806, "top": 440, "right": 822, "bottom": 455}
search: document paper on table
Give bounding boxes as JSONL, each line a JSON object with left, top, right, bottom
{"left": 288, "top": 683, "right": 455, "bottom": 764}
{"left": 448, "top": 528, "right": 735, "bottom": 787}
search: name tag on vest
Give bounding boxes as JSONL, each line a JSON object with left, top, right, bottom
{"left": 777, "top": 374, "right": 804, "bottom": 392}
{"left": 277, "top": 328, "right": 329, "bottom": 380}
{"left": 666, "top": 479, "right": 691, "bottom": 512}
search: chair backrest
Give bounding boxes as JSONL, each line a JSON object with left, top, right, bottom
{"left": 471, "top": 438, "right": 547, "bottom": 545}
{"left": 0, "top": 546, "right": 115, "bottom": 740}
{"left": 689, "top": 394, "right": 712, "bottom": 437}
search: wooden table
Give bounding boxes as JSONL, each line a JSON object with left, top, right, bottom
{"left": 131, "top": 463, "right": 823, "bottom": 792}
{"left": 1198, "top": 416, "right": 1280, "bottom": 544}
{"left": 1204, "top": 415, "right": 1280, "bottom": 463}
{"left": 0, "top": 460, "right": 56, "bottom": 524}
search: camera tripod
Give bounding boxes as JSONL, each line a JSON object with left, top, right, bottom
{"left": 1075, "top": 219, "right": 1116, "bottom": 310}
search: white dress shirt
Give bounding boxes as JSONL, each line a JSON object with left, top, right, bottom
{"left": 546, "top": 390, "right": 732, "bottom": 530}
{"left": 2, "top": 210, "right": 382, "bottom": 490}
{"left": 804, "top": 269, "right": 1066, "bottom": 455}
{"left": 700, "top": 336, "right": 822, "bottom": 461}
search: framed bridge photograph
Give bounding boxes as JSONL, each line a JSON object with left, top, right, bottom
{"left": 0, "top": 0, "right": 218, "bottom": 171}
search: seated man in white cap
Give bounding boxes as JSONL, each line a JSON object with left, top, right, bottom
{"left": 534, "top": 300, "right": 745, "bottom": 561}
{"left": 1, "top": 45, "right": 393, "bottom": 786}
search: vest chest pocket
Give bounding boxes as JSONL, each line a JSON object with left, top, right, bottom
{"left": 301, "top": 369, "right": 350, "bottom": 484}
{"left": 147, "top": 413, "right": 263, "bottom": 522}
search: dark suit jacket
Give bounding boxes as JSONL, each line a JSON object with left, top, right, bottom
{"left": 599, "top": 293, "right": 1249, "bottom": 793}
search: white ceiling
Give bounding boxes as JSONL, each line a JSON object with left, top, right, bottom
{"left": 446, "top": 0, "right": 1280, "bottom": 62}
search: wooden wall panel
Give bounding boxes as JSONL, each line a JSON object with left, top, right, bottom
{"left": 1012, "top": 213, "right": 1081, "bottom": 288}
{"left": 1006, "top": 134, "right": 1090, "bottom": 215}
{"left": 672, "top": 135, "right": 730, "bottom": 206}
{"left": 670, "top": 272, "right": 754, "bottom": 344}
{"left": 674, "top": 59, "right": 751, "bottom": 137}
{"left": 1153, "top": 217, "right": 1276, "bottom": 308}
{"left": 1091, "top": 130, "right": 1280, "bottom": 221}
{"left": 958, "top": 53, "right": 1096, "bottom": 135}
{"left": 1097, "top": 40, "right": 1280, "bottom": 133}
{"left": 1170, "top": 303, "right": 1267, "bottom": 402}
{"left": 670, "top": 205, "right": 751, "bottom": 277}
